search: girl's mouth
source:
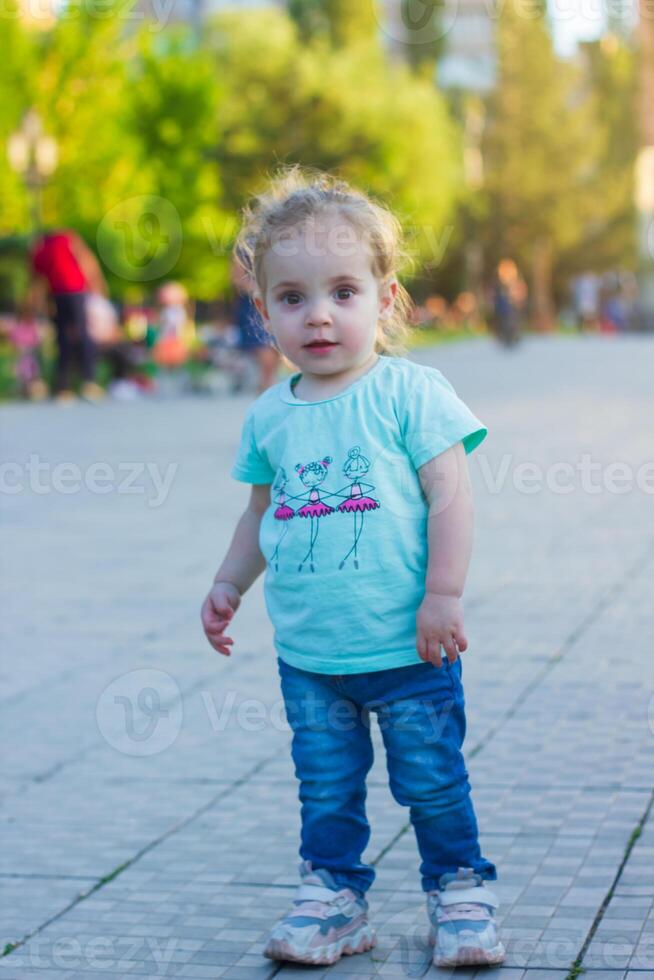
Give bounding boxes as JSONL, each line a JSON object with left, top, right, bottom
{"left": 304, "top": 341, "right": 338, "bottom": 352}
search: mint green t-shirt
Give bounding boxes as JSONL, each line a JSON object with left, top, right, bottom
{"left": 230, "top": 354, "right": 487, "bottom": 674}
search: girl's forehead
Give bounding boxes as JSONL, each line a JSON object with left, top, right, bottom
{"left": 263, "top": 219, "right": 375, "bottom": 285}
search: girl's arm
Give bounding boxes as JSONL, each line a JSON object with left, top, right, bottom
{"left": 213, "top": 483, "right": 271, "bottom": 592}
{"left": 201, "top": 483, "right": 270, "bottom": 655}
{"left": 415, "top": 442, "right": 473, "bottom": 668}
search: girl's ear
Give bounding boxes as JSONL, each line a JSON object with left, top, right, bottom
{"left": 379, "top": 279, "right": 398, "bottom": 319}
{"left": 254, "top": 292, "right": 269, "bottom": 323}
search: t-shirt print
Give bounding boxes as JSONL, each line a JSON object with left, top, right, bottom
{"left": 270, "top": 445, "right": 380, "bottom": 573}
{"left": 229, "top": 355, "right": 488, "bottom": 673}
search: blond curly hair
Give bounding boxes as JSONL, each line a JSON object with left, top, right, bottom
{"left": 234, "top": 164, "right": 415, "bottom": 356}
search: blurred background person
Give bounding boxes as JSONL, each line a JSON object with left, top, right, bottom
{"left": 27, "top": 229, "right": 107, "bottom": 402}
{"left": 230, "top": 247, "right": 280, "bottom": 394}
{"left": 6, "top": 301, "right": 47, "bottom": 400}
{"left": 150, "top": 281, "right": 196, "bottom": 396}
{"left": 85, "top": 291, "right": 140, "bottom": 400}
{"left": 572, "top": 271, "right": 601, "bottom": 333}
{"left": 152, "top": 281, "right": 194, "bottom": 367}
{"left": 491, "top": 258, "right": 527, "bottom": 348}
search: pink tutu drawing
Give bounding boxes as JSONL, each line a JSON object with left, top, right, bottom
{"left": 294, "top": 456, "right": 334, "bottom": 572}
{"left": 335, "top": 447, "right": 380, "bottom": 570}
{"left": 297, "top": 488, "right": 334, "bottom": 518}
{"left": 269, "top": 468, "right": 295, "bottom": 570}
{"left": 338, "top": 481, "right": 380, "bottom": 514}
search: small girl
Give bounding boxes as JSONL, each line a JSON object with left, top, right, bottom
{"left": 201, "top": 166, "right": 505, "bottom": 969}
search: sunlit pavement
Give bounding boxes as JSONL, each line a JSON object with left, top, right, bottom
{"left": 2, "top": 333, "right": 653, "bottom": 979}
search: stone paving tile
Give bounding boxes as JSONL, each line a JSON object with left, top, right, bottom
{"left": 0, "top": 876, "right": 100, "bottom": 946}
{"left": 0, "top": 629, "right": 286, "bottom": 796}
{"left": 465, "top": 661, "right": 654, "bottom": 793}
{"left": 0, "top": 774, "right": 224, "bottom": 877}
{"left": 2, "top": 815, "right": 621, "bottom": 977}
{"left": 584, "top": 804, "right": 654, "bottom": 972}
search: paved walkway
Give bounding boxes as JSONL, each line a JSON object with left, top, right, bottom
{"left": 1, "top": 335, "right": 653, "bottom": 980}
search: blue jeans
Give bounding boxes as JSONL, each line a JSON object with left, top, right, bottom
{"left": 277, "top": 655, "right": 497, "bottom": 895}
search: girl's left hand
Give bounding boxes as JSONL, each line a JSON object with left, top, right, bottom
{"left": 416, "top": 592, "right": 468, "bottom": 668}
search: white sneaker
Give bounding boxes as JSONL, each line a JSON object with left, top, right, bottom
{"left": 427, "top": 867, "right": 506, "bottom": 967}
{"left": 263, "top": 860, "right": 376, "bottom": 965}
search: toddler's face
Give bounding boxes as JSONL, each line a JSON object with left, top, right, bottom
{"left": 253, "top": 214, "right": 396, "bottom": 376}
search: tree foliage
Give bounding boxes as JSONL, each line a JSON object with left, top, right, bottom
{"left": 288, "top": 0, "right": 379, "bottom": 46}
{"left": 123, "top": 30, "right": 230, "bottom": 298}
{"left": 399, "top": 0, "right": 444, "bottom": 74}
{"left": 32, "top": 5, "right": 137, "bottom": 240}
{"left": 480, "top": 2, "right": 636, "bottom": 324}
{"left": 208, "top": 8, "right": 462, "bottom": 275}
{"left": 0, "top": 0, "right": 37, "bottom": 234}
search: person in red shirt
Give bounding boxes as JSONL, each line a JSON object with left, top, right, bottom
{"left": 28, "top": 229, "right": 108, "bottom": 400}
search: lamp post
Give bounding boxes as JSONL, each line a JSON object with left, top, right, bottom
{"left": 7, "top": 110, "right": 58, "bottom": 235}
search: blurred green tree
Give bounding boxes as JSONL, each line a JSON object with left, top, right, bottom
{"left": 0, "top": 5, "right": 140, "bottom": 299}
{"left": 0, "top": 0, "right": 36, "bottom": 236}
{"left": 208, "top": 8, "right": 462, "bottom": 278}
{"left": 399, "top": 0, "right": 444, "bottom": 76}
{"left": 122, "top": 29, "right": 232, "bottom": 298}
{"left": 1, "top": 10, "right": 232, "bottom": 299}
{"left": 288, "top": 0, "right": 379, "bottom": 46}
{"left": 288, "top": 0, "right": 443, "bottom": 75}
{"left": 481, "top": 3, "right": 636, "bottom": 327}
{"left": 554, "top": 37, "right": 637, "bottom": 284}
{"left": 1, "top": 3, "right": 463, "bottom": 302}
{"left": 30, "top": 6, "right": 139, "bottom": 242}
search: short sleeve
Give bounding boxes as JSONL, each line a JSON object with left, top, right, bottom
{"left": 400, "top": 368, "right": 487, "bottom": 470}
{"left": 230, "top": 407, "right": 276, "bottom": 484}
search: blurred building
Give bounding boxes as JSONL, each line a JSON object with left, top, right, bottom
{"left": 130, "top": 0, "right": 284, "bottom": 31}
{"left": 433, "top": 0, "right": 496, "bottom": 92}
{"left": 378, "top": 0, "right": 496, "bottom": 89}
{"left": 607, "top": 0, "right": 638, "bottom": 42}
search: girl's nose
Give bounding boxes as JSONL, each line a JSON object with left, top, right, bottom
{"left": 306, "top": 300, "right": 332, "bottom": 326}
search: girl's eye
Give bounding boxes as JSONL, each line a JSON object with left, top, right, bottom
{"left": 279, "top": 287, "right": 355, "bottom": 304}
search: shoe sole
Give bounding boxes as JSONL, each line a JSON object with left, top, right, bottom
{"left": 264, "top": 924, "right": 376, "bottom": 965}
{"left": 433, "top": 943, "right": 506, "bottom": 967}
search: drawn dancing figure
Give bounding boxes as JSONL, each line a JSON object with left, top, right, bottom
{"left": 269, "top": 468, "right": 295, "bottom": 571}
{"left": 295, "top": 456, "right": 334, "bottom": 572}
{"left": 336, "top": 446, "right": 380, "bottom": 570}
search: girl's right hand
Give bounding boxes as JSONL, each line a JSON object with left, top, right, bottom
{"left": 201, "top": 581, "right": 241, "bottom": 656}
